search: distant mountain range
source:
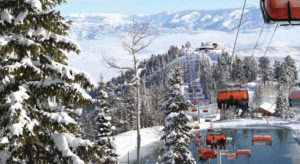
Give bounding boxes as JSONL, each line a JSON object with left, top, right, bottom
{"left": 67, "top": 6, "right": 265, "bottom": 40}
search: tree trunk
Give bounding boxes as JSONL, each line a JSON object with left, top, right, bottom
{"left": 134, "top": 53, "right": 141, "bottom": 164}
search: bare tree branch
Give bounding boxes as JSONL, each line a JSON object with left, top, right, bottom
{"left": 102, "top": 55, "right": 134, "bottom": 71}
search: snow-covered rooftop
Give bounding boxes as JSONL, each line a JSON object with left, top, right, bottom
{"left": 259, "top": 103, "right": 276, "bottom": 114}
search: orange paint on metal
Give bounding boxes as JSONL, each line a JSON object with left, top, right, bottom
{"left": 217, "top": 90, "right": 249, "bottom": 102}
{"left": 195, "top": 133, "right": 202, "bottom": 138}
{"left": 236, "top": 150, "right": 251, "bottom": 155}
{"left": 195, "top": 141, "right": 204, "bottom": 146}
{"left": 226, "top": 153, "right": 236, "bottom": 159}
{"left": 252, "top": 135, "right": 272, "bottom": 142}
{"left": 206, "top": 134, "right": 226, "bottom": 146}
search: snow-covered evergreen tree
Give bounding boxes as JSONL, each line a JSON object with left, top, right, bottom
{"left": 0, "top": 0, "right": 102, "bottom": 163}
{"left": 94, "top": 77, "right": 118, "bottom": 164}
{"left": 276, "top": 90, "right": 296, "bottom": 119}
{"left": 254, "top": 85, "right": 263, "bottom": 109}
{"left": 243, "top": 57, "right": 258, "bottom": 82}
{"left": 259, "top": 56, "right": 272, "bottom": 85}
{"left": 276, "top": 92, "right": 289, "bottom": 119}
{"left": 231, "top": 56, "right": 245, "bottom": 83}
{"left": 273, "top": 60, "right": 282, "bottom": 82}
{"left": 280, "top": 55, "right": 298, "bottom": 87}
{"left": 159, "top": 65, "right": 195, "bottom": 164}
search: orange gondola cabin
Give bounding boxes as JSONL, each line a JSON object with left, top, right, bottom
{"left": 261, "top": 0, "right": 300, "bottom": 24}
{"left": 217, "top": 89, "right": 249, "bottom": 109}
{"left": 206, "top": 132, "right": 226, "bottom": 146}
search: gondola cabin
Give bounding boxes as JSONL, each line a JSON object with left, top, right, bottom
{"left": 252, "top": 135, "right": 273, "bottom": 145}
{"left": 217, "top": 90, "right": 249, "bottom": 109}
{"left": 192, "top": 108, "right": 197, "bottom": 112}
{"left": 193, "top": 117, "right": 199, "bottom": 121}
{"left": 193, "top": 125, "right": 200, "bottom": 129}
{"left": 206, "top": 133, "right": 226, "bottom": 146}
{"left": 203, "top": 109, "right": 208, "bottom": 112}
{"left": 261, "top": 0, "right": 300, "bottom": 24}
{"left": 205, "top": 118, "right": 211, "bottom": 122}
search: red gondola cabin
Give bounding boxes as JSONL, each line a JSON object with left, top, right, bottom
{"left": 217, "top": 90, "right": 249, "bottom": 109}
{"left": 261, "top": 0, "right": 300, "bottom": 24}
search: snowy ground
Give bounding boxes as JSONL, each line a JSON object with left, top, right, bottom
{"left": 114, "top": 126, "right": 163, "bottom": 163}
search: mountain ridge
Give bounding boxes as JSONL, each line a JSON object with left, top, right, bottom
{"left": 67, "top": 6, "right": 265, "bottom": 40}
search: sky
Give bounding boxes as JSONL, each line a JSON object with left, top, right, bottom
{"left": 57, "top": 0, "right": 259, "bottom": 15}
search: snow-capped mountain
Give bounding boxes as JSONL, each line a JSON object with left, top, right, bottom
{"left": 67, "top": 6, "right": 264, "bottom": 40}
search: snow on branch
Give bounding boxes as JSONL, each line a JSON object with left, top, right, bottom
{"left": 52, "top": 133, "right": 93, "bottom": 164}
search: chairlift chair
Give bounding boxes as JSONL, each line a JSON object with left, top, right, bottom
{"left": 252, "top": 135, "right": 273, "bottom": 146}
{"left": 261, "top": 0, "right": 300, "bottom": 25}
{"left": 226, "top": 153, "right": 237, "bottom": 160}
{"left": 236, "top": 149, "right": 251, "bottom": 157}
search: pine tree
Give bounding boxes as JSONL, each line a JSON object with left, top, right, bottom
{"left": 254, "top": 85, "right": 263, "bottom": 108}
{"left": 273, "top": 60, "right": 282, "bottom": 82}
{"left": 276, "top": 92, "right": 289, "bottom": 119}
{"left": 259, "top": 56, "right": 272, "bottom": 85}
{"left": 243, "top": 57, "right": 258, "bottom": 82}
{"left": 0, "top": 1, "right": 102, "bottom": 163}
{"left": 231, "top": 56, "right": 245, "bottom": 83}
{"left": 94, "top": 77, "right": 118, "bottom": 164}
{"left": 159, "top": 65, "right": 195, "bottom": 164}
{"left": 280, "top": 55, "right": 298, "bottom": 87}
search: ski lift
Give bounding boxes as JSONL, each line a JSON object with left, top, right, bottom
{"left": 206, "top": 131, "right": 226, "bottom": 146}
{"left": 193, "top": 125, "right": 200, "bottom": 129}
{"left": 195, "top": 133, "right": 202, "bottom": 138}
{"left": 189, "top": 94, "right": 193, "bottom": 97}
{"left": 195, "top": 141, "right": 204, "bottom": 146}
{"left": 252, "top": 135, "right": 273, "bottom": 146}
{"left": 205, "top": 118, "right": 211, "bottom": 122}
{"left": 261, "top": 0, "right": 300, "bottom": 25}
{"left": 203, "top": 109, "right": 208, "bottom": 112}
{"left": 207, "top": 128, "right": 213, "bottom": 131}
{"left": 193, "top": 117, "right": 199, "bottom": 121}
{"left": 192, "top": 108, "right": 197, "bottom": 112}
{"left": 221, "top": 149, "right": 229, "bottom": 155}
{"left": 192, "top": 101, "right": 196, "bottom": 105}
{"left": 226, "top": 153, "right": 237, "bottom": 160}
{"left": 217, "top": 89, "right": 249, "bottom": 109}
{"left": 236, "top": 149, "right": 251, "bottom": 157}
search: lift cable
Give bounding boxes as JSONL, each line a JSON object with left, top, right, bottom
{"left": 231, "top": 0, "right": 247, "bottom": 65}
{"left": 263, "top": 24, "right": 279, "bottom": 56}
{"left": 251, "top": 24, "right": 265, "bottom": 58}
{"left": 261, "top": 24, "right": 271, "bottom": 48}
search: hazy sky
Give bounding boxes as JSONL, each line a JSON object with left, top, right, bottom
{"left": 57, "top": 0, "right": 259, "bottom": 15}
